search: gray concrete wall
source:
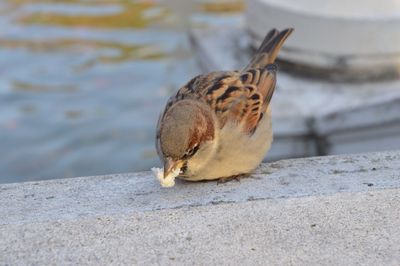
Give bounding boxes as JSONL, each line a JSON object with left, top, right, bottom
{"left": 1, "top": 150, "right": 400, "bottom": 265}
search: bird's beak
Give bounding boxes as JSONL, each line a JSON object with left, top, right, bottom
{"left": 164, "top": 158, "right": 184, "bottom": 178}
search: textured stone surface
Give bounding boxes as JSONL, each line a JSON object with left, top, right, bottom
{"left": 1, "top": 189, "right": 400, "bottom": 265}
{"left": 1, "top": 151, "right": 400, "bottom": 265}
{"left": 1, "top": 151, "right": 399, "bottom": 225}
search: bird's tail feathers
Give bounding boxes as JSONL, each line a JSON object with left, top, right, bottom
{"left": 244, "top": 28, "right": 294, "bottom": 70}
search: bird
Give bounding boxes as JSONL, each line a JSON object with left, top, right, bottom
{"left": 155, "top": 28, "right": 294, "bottom": 187}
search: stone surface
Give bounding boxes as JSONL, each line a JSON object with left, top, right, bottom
{"left": 3, "top": 150, "right": 398, "bottom": 225}
{"left": 2, "top": 189, "right": 400, "bottom": 265}
{"left": 1, "top": 151, "right": 400, "bottom": 264}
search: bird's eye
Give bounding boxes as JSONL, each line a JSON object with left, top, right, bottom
{"left": 180, "top": 162, "right": 188, "bottom": 174}
{"left": 184, "top": 144, "right": 199, "bottom": 158}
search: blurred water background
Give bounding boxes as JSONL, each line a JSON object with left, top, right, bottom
{"left": 0, "top": 0, "right": 244, "bottom": 183}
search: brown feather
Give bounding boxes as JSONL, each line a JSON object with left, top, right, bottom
{"left": 244, "top": 28, "right": 293, "bottom": 70}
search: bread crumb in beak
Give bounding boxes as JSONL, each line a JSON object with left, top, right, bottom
{"left": 151, "top": 167, "right": 179, "bottom": 188}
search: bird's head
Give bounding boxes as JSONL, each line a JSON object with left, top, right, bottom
{"left": 157, "top": 100, "right": 218, "bottom": 179}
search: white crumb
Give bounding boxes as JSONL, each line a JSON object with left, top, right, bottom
{"left": 151, "top": 167, "right": 179, "bottom": 188}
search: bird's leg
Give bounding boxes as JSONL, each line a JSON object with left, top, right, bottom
{"left": 217, "top": 173, "right": 250, "bottom": 184}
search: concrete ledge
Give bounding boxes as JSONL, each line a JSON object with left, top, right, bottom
{"left": 1, "top": 151, "right": 400, "bottom": 264}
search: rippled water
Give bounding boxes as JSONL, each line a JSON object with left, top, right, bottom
{"left": 0, "top": 0, "right": 243, "bottom": 183}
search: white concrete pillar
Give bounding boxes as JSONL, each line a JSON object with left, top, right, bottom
{"left": 246, "top": 0, "right": 400, "bottom": 79}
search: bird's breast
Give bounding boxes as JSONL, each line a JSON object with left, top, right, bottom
{"left": 183, "top": 112, "right": 273, "bottom": 181}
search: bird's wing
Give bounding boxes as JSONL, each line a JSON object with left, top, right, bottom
{"left": 166, "top": 66, "right": 276, "bottom": 134}
{"left": 161, "top": 28, "right": 293, "bottom": 134}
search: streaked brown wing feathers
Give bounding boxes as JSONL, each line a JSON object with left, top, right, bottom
{"left": 168, "top": 67, "right": 276, "bottom": 134}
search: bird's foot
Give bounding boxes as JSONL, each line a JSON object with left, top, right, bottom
{"left": 217, "top": 173, "right": 250, "bottom": 184}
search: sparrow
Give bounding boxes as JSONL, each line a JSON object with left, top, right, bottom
{"left": 155, "top": 28, "right": 294, "bottom": 187}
